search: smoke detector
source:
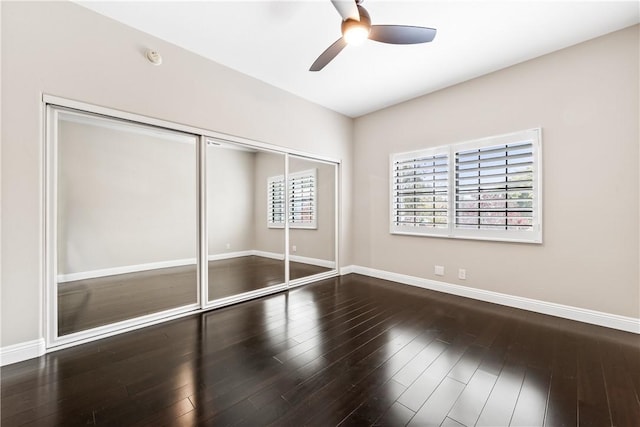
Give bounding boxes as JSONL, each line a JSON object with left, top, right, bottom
{"left": 145, "top": 49, "right": 162, "bottom": 65}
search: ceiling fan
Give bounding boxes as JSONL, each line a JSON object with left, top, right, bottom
{"left": 310, "top": 0, "right": 437, "bottom": 71}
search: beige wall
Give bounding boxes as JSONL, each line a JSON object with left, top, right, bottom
{"left": 207, "top": 146, "right": 256, "bottom": 256}
{"left": 57, "top": 117, "right": 198, "bottom": 274}
{"left": 353, "top": 25, "right": 639, "bottom": 318}
{"left": 1, "top": 1, "right": 353, "bottom": 347}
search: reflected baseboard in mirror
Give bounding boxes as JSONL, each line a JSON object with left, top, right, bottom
{"left": 58, "top": 256, "right": 330, "bottom": 336}
{"left": 208, "top": 255, "right": 330, "bottom": 301}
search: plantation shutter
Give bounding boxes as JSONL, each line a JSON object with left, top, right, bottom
{"left": 289, "top": 169, "right": 316, "bottom": 228}
{"left": 390, "top": 129, "right": 541, "bottom": 243}
{"left": 391, "top": 149, "right": 449, "bottom": 233}
{"left": 455, "top": 141, "right": 534, "bottom": 231}
{"left": 268, "top": 169, "right": 317, "bottom": 229}
{"left": 267, "top": 176, "right": 285, "bottom": 227}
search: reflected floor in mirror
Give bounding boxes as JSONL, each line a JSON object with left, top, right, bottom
{"left": 209, "top": 255, "right": 331, "bottom": 300}
{"left": 9, "top": 274, "right": 640, "bottom": 426}
{"left": 58, "top": 256, "right": 330, "bottom": 336}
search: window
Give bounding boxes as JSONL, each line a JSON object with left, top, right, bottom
{"left": 391, "top": 146, "right": 450, "bottom": 235}
{"left": 268, "top": 168, "right": 317, "bottom": 229}
{"left": 391, "top": 129, "right": 542, "bottom": 243}
{"left": 267, "top": 175, "right": 286, "bottom": 227}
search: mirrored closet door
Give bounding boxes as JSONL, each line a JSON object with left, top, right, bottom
{"left": 49, "top": 100, "right": 340, "bottom": 346}
{"left": 206, "top": 142, "right": 286, "bottom": 303}
{"left": 54, "top": 109, "right": 199, "bottom": 337}
{"left": 287, "top": 156, "right": 337, "bottom": 284}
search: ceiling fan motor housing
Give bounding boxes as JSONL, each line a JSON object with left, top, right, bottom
{"left": 341, "top": 5, "right": 371, "bottom": 36}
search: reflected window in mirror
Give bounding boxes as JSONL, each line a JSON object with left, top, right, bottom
{"left": 267, "top": 168, "right": 317, "bottom": 229}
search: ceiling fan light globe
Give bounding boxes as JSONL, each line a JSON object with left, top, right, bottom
{"left": 344, "top": 25, "right": 369, "bottom": 45}
{"left": 341, "top": 14, "right": 371, "bottom": 46}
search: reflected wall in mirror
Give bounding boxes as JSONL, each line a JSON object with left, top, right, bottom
{"left": 288, "top": 156, "right": 336, "bottom": 282}
{"left": 207, "top": 144, "right": 285, "bottom": 301}
{"left": 56, "top": 111, "right": 198, "bottom": 336}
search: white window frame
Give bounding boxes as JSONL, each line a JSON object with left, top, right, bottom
{"left": 268, "top": 168, "right": 317, "bottom": 229}
{"left": 390, "top": 128, "right": 542, "bottom": 244}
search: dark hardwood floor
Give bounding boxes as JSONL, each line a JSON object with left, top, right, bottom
{"left": 58, "top": 256, "right": 330, "bottom": 336}
{"left": 6, "top": 273, "right": 639, "bottom": 426}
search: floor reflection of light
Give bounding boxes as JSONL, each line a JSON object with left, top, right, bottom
{"left": 507, "top": 367, "right": 549, "bottom": 425}
{"left": 291, "top": 300, "right": 322, "bottom": 364}
{"left": 382, "top": 325, "right": 443, "bottom": 378}
{"left": 176, "top": 361, "right": 196, "bottom": 396}
{"left": 175, "top": 408, "right": 197, "bottom": 424}
{"left": 268, "top": 289, "right": 324, "bottom": 368}
{"left": 386, "top": 325, "right": 418, "bottom": 350}
{"left": 30, "top": 355, "right": 62, "bottom": 425}
{"left": 262, "top": 294, "right": 288, "bottom": 323}
{"left": 41, "top": 355, "right": 59, "bottom": 408}
{"left": 263, "top": 294, "right": 289, "bottom": 346}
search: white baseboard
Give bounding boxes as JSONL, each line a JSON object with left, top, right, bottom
{"left": 208, "top": 250, "right": 254, "bottom": 261}
{"left": 340, "top": 265, "right": 355, "bottom": 275}
{"left": 251, "top": 250, "right": 285, "bottom": 261}
{"left": 289, "top": 254, "right": 336, "bottom": 269}
{"left": 0, "top": 338, "right": 46, "bottom": 366}
{"left": 349, "top": 266, "right": 640, "bottom": 334}
{"left": 58, "top": 258, "right": 196, "bottom": 283}
{"left": 251, "top": 251, "right": 335, "bottom": 269}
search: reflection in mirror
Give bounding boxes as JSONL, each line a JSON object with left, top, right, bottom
{"left": 288, "top": 156, "right": 336, "bottom": 282}
{"left": 207, "top": 144, "right": 285, "bottom": 301}
{"left": 56, "top": 112, "right": 198, "bottom": 336}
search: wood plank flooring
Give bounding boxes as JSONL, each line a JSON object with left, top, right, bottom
{"left": 58, "top": 256, "right": 329, "bottom": 336}
{"left": 5, "top": 273, "right": 639, "bottom": 426}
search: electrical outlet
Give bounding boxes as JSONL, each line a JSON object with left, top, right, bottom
{"left": 226, "top": 243, "right": 231, "bottom": 249}
{"left": 458, "top": 269, "right": 466, "bottom": 280}
{"left": 434, "top": 265, "right": 445, "bottom": 276}
{"left": 292, "top": 245, "right": 297, "bottom": 253}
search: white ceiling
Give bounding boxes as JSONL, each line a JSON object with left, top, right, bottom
{"left": 77, "top": 1, "right": 639, "bottom": 118}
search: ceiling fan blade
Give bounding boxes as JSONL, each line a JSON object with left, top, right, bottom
{"left": 369, "top": 25, "right": 437, "bottom": 44}
{"left": 330, "top": 0, "right": 360, "bottom": 21}
{"left": 310, "top": 37, "right": 347, "bottom": 71}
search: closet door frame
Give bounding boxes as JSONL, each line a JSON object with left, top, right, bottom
{"left": 43, "top": 95, "right": 340, "bottom": 351}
